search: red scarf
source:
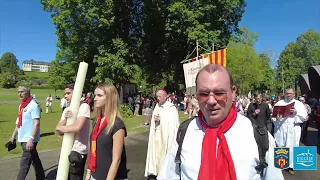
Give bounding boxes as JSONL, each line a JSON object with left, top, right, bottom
{"left": 88, "top": 116, "right": 108, "bottom": 172}
{"left": 198, "top": 104, "right": 237, "bottom": 180}
{"left": 16, "top": 96, "right": 33, "bottom": 128}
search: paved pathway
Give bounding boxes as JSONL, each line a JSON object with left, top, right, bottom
{"left": 0, "top": 129, "right": 319, "bottom": 180}
{"left": 0, "top": 132, "right": 149, "bottom": 180}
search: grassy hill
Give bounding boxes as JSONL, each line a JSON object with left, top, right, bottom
{"left": 24, "top": 71, "right": 49, "bottom": 80}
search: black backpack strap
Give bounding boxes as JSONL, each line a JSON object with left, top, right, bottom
{"left": 251, "top": 120, "right": 269, "bottom": 177}
{"left": 174, "top": 118, "right": 193, "bottom": 169}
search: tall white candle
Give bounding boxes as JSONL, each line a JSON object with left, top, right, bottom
{"left": 56, "top": 62, "right": 88, "bottom": 180}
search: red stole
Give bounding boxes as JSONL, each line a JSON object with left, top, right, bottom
{"left": 198, "top": 105, "right": 238, "bottom": 180}
{"left": 16, "top": 97, "right": 33, "bottom": 128}
{"left": 88, "top": 116, "right": 107, "bottom": 172}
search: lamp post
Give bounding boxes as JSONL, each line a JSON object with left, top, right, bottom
{"left": 282, "top": 68, "right": 284, "bottom": 94}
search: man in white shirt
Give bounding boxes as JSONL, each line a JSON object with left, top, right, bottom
{"left": 158, "top": 64, "right": 284, "bottom": 180}
{"left": 55, "top": 84, "right": 91, "bottom": 180}
{"left": 46, "top": 94, "right": 53, "bottom": 113}
{"left": 11, "top": 86, "right": 45, "bottom": 180}
{"left": 272, "top": 88, "right": 307, "bottom": 175}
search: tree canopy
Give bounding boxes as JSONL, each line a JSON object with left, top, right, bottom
{"left": 0, "top": 52, "right": 22, "bottom": 88}
{"left": 226, "top": 27, "right": 275, "bottom": 95}
{"left": 41, "top": 0, "right": 246, "bottom": 92}
{"left": 0, "top": 1, "right": 311, "bottom": 96}
{"left": 275, "top": 29, "right": 320, "bottom": 93}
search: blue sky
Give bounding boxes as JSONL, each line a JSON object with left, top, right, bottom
{"left": 0, "top": 0, "right": 319, "bottom": 68}
{"left": 239, "top": 0, "right": 320, "bottom": 67}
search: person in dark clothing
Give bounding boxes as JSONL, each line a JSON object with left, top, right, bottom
{"left": 86, "top": 84, "right": 127, "bottom": 180}
{"left": 247, "top": 94, "right": 272, "bottom": 133}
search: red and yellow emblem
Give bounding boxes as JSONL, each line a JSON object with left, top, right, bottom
{"left": 274, "top": 147, "right": 290, "bottom": 169}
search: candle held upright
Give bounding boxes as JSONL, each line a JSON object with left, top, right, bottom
{"left": 56, "top": 62, "right": 88, "bottom": 180}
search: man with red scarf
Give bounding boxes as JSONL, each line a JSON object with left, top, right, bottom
{"left": 157, "top": 64, "right": 284, "bottom": 180}
{"left": 10, "top": 86, "right": 45, "bottom": 180}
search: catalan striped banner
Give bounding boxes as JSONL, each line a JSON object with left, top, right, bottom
{"left": 181, "top": 48, "right": 227, "bottom": 67}
{"left": 208, "top": 48, "right": 227, "bottom": 67}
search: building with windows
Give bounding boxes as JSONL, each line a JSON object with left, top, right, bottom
{"left": 22, "top": 60, "right": 51, "bottom": 72}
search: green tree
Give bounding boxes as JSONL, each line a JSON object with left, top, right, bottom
{"left": 0, "top": 52, "right": 21, "bottom": 87}
{"left": 0, "top": 52, "right": 19, "bottom": 72}
{"left": 226, "top": 27, "right": 274, "bottom": 94}
{"left": 140, "top": 0, "right": 246, "bottom": 87}
{"left": 41, "top": 0, "right": 246, "bottom": 91}
{"left": 227, "top": 41, "right": 263, "bottom": 94}
{"left": 296, "top": 29, "right": 320, "bottom": 71}
{"left": 235, "top": 26, "right": 259, "bottom": 47}
{"left": 275, "top": 42, "right": 304, "bottom": 92}
{"left": 130, "top": 65, "right": 153, "bottom": 95}
{"left": 91, "top": 38, "right": 137, "bottom": 86}
{"left": 275, "top": 29, "right": 320, "bottom": 93}
{"left": 48, "top": 60, "right": 75, "bottom": 93}
{"left": 255, "top": 53, "right": 275, "bottom": 93}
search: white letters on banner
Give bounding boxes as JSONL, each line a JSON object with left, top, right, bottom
{"left": 183, "top": 58, "right": 209, "bottom": 88}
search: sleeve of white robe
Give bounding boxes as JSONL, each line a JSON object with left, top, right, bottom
{"left": 165, "top": 105, "right": 180, "bottom": 151}
{"left": 157, "top": 131, "right": 181, "bottom": 180}
{"left": 263, "top": 133, "right": 285, "bottom": 180}
{"left": 294, "top": 100, "right": 308, "bottom": 123}
{"left": 271, "top": 101, "right": 282, "bottom": 122}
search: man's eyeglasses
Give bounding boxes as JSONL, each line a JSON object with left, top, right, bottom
{"left": 196, "top": 90, "right": 229, "bottom": 102}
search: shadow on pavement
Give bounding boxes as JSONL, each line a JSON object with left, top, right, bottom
{"left": 40, "top": 132, "right": 55, "bottom": 138}
{"left": 46, "top": 168, "right": 57, "bottom": 180}
{"left": 41, "top": 132, "right": 149, "bottom": 180}
{"left": 126, "top": 132, "right": 149, "bottom": 180}
{"left": 45, "top": 164, "right": 57, "bottom": 180}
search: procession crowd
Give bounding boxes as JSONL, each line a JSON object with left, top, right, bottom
{"left": 6, "top": 64, "right": 320, "bottom": 180}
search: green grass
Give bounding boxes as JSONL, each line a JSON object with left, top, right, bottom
{"left": 0, "top": 102, "right": 64, "bottom": 158}
{"left": 24, "top": 71, "right": 49, "bottom": 79}
{"left": 0, "top": 88, "right": 64, "bottom": 101}
{"left": 0, "top": 88, "right": 189, "bottom": 158}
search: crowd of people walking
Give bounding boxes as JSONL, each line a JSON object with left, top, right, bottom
{"left": 7, "top": 63, "right": 320, "bottom": 180}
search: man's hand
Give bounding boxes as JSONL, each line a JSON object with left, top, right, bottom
{"left": 10, "top": 136, "right": 15, "bottom": 143}
{"left": 85, "top": 173, "right": 91, "bottom": 180}
{"left": 55, "top": 129, "right": 64, "bottom": 136}
{"left": 64, "top": 110, "right": 73, "bottom": 119}
{"left": 85, "top": 170, "right": 91, "bottom": 180}
{"left": 290, "top": 107, "right": 297, "bottom": 115}
{"left": 254, "top": 109, "right": 260, "bottom": 116}
{"left": 56, "top": 126, "right": 65, "bottom": 136}
{"left": 154, "top": 114, "right": 161, "bottom": 122}
{"left": 276, "top": 114, "right": 283, "bottom": 120}
{"left": 26, "top": 139, "right": 34, "bottom": 151}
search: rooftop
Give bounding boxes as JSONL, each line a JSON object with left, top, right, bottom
{"left": 23, "top": 60, "right": 51, "bottom": 66}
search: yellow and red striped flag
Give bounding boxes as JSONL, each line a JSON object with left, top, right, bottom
{"left": 181, "top": 48, "right": 227, "bottom": 67}
{"left": 208, "top": 48, "right": 227, "bottom": 67}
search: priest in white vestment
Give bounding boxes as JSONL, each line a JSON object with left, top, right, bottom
{"left": 272, "top": 88, "right": 307, "bottom": 175}
{"left": 144, "top": 89, "right": 180, "bottom": 178}
{"left": 158, "top": 64, "right": 284, "bottom": 180}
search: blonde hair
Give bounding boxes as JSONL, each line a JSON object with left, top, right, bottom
{"left": 94, "top": 84, "right": 123, "bottom": 134}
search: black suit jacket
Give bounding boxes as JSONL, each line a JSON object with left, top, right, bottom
{"left": 247, "top": 102, "right": 271, "bottom": 126}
